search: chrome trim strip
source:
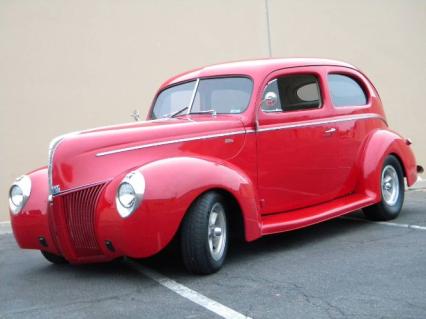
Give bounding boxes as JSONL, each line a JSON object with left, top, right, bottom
{"left": 256, "top": 114, "right": 385, "bottom": 133}
{"left": 96, "top": 114, "right": 384, "bottom": 157}
{"left": 96, "top": 130, "right": 248, "bottom": 157}
{"left": 54, "top": 180, "right": 109, "bottom": 197}
{"left": 48, "top": 135, "right": 66, "bottom": 198}
{"left": 187, "top": 78, "right": 200, "bottom": 114}
{"left": 47, "top": 131, "right": 78, "bottom": 200}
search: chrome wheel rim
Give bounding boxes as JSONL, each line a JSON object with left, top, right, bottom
{"left": 208, "top": 203, "right": 227, "bottom": 261}
{"left": 381, "top": 165, "right": 399, "bottom": 206}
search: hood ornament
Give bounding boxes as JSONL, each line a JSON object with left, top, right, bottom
{"left": 131, "top": 109, "right": 141, "bottom": 121}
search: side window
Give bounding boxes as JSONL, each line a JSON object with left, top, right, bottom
{"left": 261, "top": 74, "right": 321, "bottom": 112}
{"left": 328, "top": 74, "right": 367, "bottom": 107}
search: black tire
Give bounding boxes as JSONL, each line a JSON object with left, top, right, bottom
{"left": 41, "top": 251, "right": 68, "bottom": 264}
{"left": 181, "top": 192, "right": 229, "bottom": 275}
{"left": 363, "top": 155, "right": 405, "bottom": 221}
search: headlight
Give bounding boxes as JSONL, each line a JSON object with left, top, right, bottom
{"left": 9, "top": 175, "right": 31, "bottom": 214}
{"left": 10, "top": 185, "right": 24, "bottom": 207}
{"left": 116, "top": 171, "right": 145, "bottom": 218}
{"left": 118, "top": 183, "right": 136, "bottom": 208}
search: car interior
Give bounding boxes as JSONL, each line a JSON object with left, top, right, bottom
{"left": 277, "top": 74, "right": 321, "bottom": 111}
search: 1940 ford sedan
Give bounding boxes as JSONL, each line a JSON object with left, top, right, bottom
{"left": 9, "top": 58, "right": 422, "bottom": 274}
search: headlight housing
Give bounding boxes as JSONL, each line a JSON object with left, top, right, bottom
{"left": 9, "top": 175, "right": 31, "bottom": 214}
{"left": 115, "top": 170, "right": 145, "bottom": 218}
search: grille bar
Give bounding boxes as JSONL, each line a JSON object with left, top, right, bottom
{"left": 61, "top": 183, "right": 104, "bottom": 257}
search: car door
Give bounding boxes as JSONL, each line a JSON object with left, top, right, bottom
{"left": 256, "top": 67, "right": 353, "bottom": 214}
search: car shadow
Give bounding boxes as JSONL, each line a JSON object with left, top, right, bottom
{"left": 29, "top": 211, "right": 371, "bottom": 280}
{"left": 137, "top": 211, "right": 371, "bottom": 276}
{"left": 30, "top": 256, "right": 134, "bottom": 277}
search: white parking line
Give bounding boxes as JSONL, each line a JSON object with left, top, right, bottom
{"left": 341, "top": 216, "right": 426, "bottom": 230}
{"left": 0, "top": 221, "right": 12, "bottom": 235}
{"left": 127, "top": 260, "right": 252, "bottom": 319}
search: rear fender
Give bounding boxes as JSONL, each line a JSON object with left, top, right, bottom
{"left": 355, "top": 129, "right": 417, "bottom": 201}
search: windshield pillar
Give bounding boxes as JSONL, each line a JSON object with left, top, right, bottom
{"left": 187, "top": 78, "right": 200, "bottom": 114}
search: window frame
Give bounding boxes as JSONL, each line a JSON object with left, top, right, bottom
{"left": 327, "top": 72, "right": 370, "bottom": 108}
{"left": 149, "top": 75, "right": 254, "bottom": 119}
{"left": 260, "top": 72, "right": 324, "bottom": 114}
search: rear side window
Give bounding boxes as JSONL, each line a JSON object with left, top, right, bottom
{"left": 328, "top": 74, "right": 367, "bottom": 107}
{"left": 262, "top": 74, "right": 321, "bottom": 112}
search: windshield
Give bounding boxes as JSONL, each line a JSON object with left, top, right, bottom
{"left": 151, "top": 77, "right": 253, "bottom": 119}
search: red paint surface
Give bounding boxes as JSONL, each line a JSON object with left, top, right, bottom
{"left": 10, "top": 59, "right": 418, "bottom": 264}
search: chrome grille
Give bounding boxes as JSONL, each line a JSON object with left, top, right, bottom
{"left": 61, "top": 183, "right": 104, "bottom": 257}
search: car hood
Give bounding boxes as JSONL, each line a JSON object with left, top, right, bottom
{"left": 51, "top": 116, "right": 247, "bottom": 193}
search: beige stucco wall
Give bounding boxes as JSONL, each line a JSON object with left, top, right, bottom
{"left": 0, "top": 0, "right": 424, "bottom": 221}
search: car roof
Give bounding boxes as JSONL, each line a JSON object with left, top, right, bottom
{"left": 160, "top": 58, "right": 358, "bottom": 89}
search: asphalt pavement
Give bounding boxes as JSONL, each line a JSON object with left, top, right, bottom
{"left": 1, "top": 190, "right": 425, "bottom": 319}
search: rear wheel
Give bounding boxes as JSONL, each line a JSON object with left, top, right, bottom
{"left": 41, "top": 251, "right": 68, "bottom": 264}
{"left": 363, "top": 155, "right": 405, "bottom": 221}
{"left": 181, "top": 192, "right": 229, "bottom": 274}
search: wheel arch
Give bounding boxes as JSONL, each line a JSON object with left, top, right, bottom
{"left": 99, "top": 156, "right": 262, "bottom": 259}
{"left": 388, "top": 152, "right": 406, "bottom": 178}
{"left": 137, "top": 156, "right": 262, "bottom": 250}
{"left": 355, "top": 129, "right": 417, "bottom": 201}
{"left": 182, "top": 187, "right": 246, "bottom": 243}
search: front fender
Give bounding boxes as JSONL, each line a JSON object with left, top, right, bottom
{"left": 9, "top": 167, "right": 61, "bottom": 255}
{"left": 97, "top": 157, "right": 261, "bottom": 258}
{"left": 355, "top": 129, "right": 417, "bottom": 201}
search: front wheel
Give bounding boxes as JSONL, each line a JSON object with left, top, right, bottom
{"left": 363, "top": 155, "right": 405, "bottom": 221}
{"left": 181, "top": 192, "right": 229, "bottom": 275}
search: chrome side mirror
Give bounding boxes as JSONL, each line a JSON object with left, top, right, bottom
{"left": 261, "top": 91, "right": 279, "bottom": 110}
{"left": 131, "top": 109, "right": 141, "bottom": 121}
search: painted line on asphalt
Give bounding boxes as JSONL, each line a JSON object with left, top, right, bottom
{"left": 341, "top": 216, "right": 426, "bottom": 230}
{"left": 0, "top": 221, "right": 12, "bottom": 235}
{"left": 127, "top": 260, "right": 252, "bottom": 319}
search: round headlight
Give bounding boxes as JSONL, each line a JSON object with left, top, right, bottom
{"left": 118, "top": 182, "right": 136, "bottom": 208}
{"left": 115, "top": 171, "right": 145, "bottom": 218}
{"left": 9, "top": 175, "right": 31, "bottom": 214}
{"left": 10, "top": 185, "right": 24, "bottom": 208}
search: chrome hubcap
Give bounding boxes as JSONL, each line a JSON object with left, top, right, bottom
{"left": 208, "top": 203, "right": 227, "bottom": 261}
{"left": 381, "top": 165, "right": 399, "bottom": 206}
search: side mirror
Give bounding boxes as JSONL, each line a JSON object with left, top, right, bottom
{"left": 261, "top": 91, "right": 279, "bottom": 111}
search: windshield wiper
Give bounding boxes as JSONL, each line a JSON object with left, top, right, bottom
{"left": 170, "top": 106, "right": 189, "bottom": 118}
{"left": 190, "top": 109, "right": 217, "bottom": 116}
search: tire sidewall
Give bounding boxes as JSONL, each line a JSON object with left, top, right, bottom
{"left": 380, "top": 155, "right": 404, "bottom": 217}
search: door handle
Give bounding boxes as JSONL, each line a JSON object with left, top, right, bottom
{"left": 324, "top": 127, "right": 336, "bottom": 136}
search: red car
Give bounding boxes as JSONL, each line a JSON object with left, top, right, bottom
{"left": 9, "top": 58, "right": 422, "bottom": 274}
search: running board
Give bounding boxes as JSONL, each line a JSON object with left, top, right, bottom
{"left": 261, "top": 194, "right": 376, "bottom": 235}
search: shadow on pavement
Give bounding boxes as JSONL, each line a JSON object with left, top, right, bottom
{"left": 138, "top": 210, "right": 371, "bottom": 276}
